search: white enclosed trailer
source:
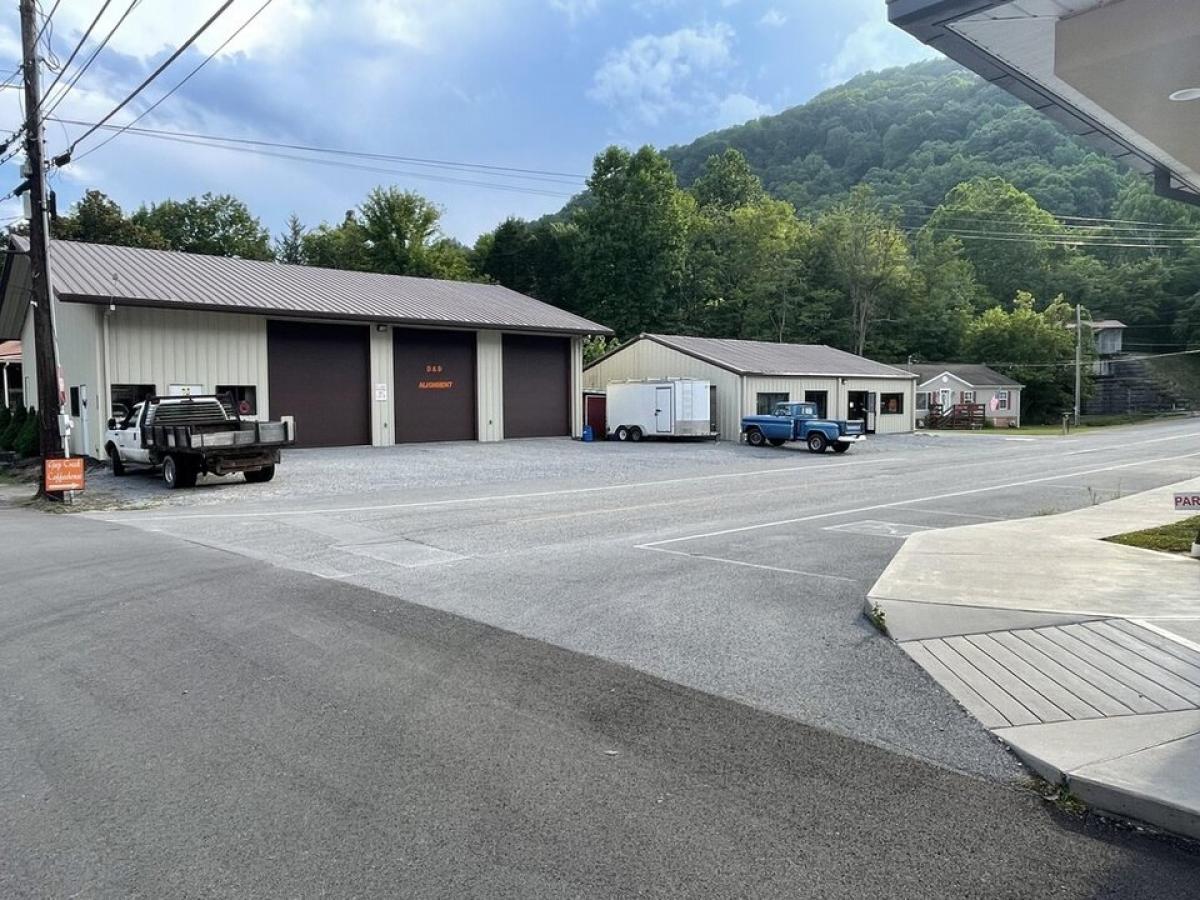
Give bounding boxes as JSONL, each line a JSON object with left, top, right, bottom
{"left": 605, "top": 379, "right": 717, "bottom": 441}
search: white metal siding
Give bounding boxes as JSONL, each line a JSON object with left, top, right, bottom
{"left": 56, "top": 300, "right": 103, "bottom": 456}
{"left": 476, "top": 330, "right": 503, "bottom": 442}
{"left": 584, "top": 340, "right": 741, "bottom": 438}
{"left": 370, "top": 326, "right": 394, "bottom": 446}
{"left": 569, "top": 335, "right": 583, "bottom": 438}
{"left": 850, "top": 377, "right": 916, "bottom": 434}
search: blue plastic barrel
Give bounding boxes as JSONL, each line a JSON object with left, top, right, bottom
{"left": 582, "top": 425, "right": 594, "bottom": 442}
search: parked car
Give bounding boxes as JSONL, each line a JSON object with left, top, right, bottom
{"left": 105, "top": 394, "right": 292, "bottom": 489}
{"left": 741, "top": 402, "right": 865, "bottom": 453}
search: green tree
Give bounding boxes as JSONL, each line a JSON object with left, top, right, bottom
{"left": 131, "top": 193, "right": 273, "bottom": 259}
{"left": 574, "top": 146, "right": 693, "bottom": 336}
{"left": 691, "top": 149, "right": 766, "bottom": 211}
{"left": 275, "top": 214, "right": 306, "bottom": 263}
{"left": 474, "top": 217, "right": 536, "bottom": 293}
{"left": 896, "top": 231, "right": 979, "bottom": 362}
{"left": 52, "top": 190, "right": 166, "bottom": 248}
{"left": 301, "top": 210, "right": 372, "bottom": 271}
{"left": 926, "top": 177, "right": 1061, "bottom": 306}
{"left": 816, "top": 186, "right": 911, "bottom": 356}
{"left": 963, "top": 291, "right": 1086, "bottom": 424}
{"left": 14, "top": 406, "right": 38, "bottom": 457}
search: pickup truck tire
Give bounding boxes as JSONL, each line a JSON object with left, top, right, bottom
{"left": 806, "top": 433, "right": 828, "bottom": 453}
{"left": 162, "top": 454, "right": 198, "bottom": 490}
{"left": 245, "top": 465, "right": 275, "bottom": 484}
{"left": 832, "top": 443, "right": 850, "bottom": 453}
{"left": 614, "top": 426, "right": 630, "bottom": 442}
{"left": 767, "top": 438, "right": 786, "bottom": 447}
{"left": 107, "top": 444, "right": 126, "bottom": 476}
{"left": 745, "top": 427, "right": 766, "bottom": 447}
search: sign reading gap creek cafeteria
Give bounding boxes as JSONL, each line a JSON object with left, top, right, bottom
{"left": 1176, "top": 493, "right": 1200, "bottom": 511}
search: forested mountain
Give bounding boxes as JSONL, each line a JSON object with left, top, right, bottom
{"left": 665, "top": 59, "right": 1125, "bottom": 221}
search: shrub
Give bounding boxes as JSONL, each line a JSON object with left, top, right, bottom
{"left": 0, "top": 404, "right": 10, "bottom": 434}
{"left": 0, "top": 404, "right": 25, "bottom": 450}
{"left": 13, "top": 407, "right": 38, "bottom": 458}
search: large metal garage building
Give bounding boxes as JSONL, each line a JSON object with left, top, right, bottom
{"left": 584, "top": 334, "right": 917, "bottom": 438}
{"left": 0, "top": 238, "right": 610, "bottom": 457}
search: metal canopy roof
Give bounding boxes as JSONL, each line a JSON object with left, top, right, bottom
{"left": 905, "top": 362, "right": 1024, "bottom": 388}
{"left": 0, "top": 237, "right": 612, "bottom": 338}
{"left": 594, "top": 333, "right": 916, "bottom": 379}
{"left": 888, "top": 0, "right": 1200, "bottom": 207}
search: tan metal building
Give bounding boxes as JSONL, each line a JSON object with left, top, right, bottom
{"left": 0, "top": 238, "right": 610, "bottom": 457}
{"left": 583, "top": 334, "right": 917, "bottom": 439}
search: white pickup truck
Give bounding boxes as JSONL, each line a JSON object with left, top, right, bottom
{"left": 105, "top": 394, "right": 292, "bottom": 489}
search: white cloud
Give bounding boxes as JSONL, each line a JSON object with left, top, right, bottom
{"left": 714, "top": 91, "right": 768, "bottom": 127}
{"left": 758, "top": 9, "right": 787, "bottom": 28}
{"left": 588, "top": 23, "right": 739, "bottom": 125}
{"left": 549, "top": 0, "right": 602, "bottom": 25}
{"left": 820, "top": 3, "right": 937, "bottom": 85}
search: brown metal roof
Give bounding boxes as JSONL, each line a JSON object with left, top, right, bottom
{"left": 905, "top": 363, "right": 1023, "bottom": 389}
{"left": 4, "top": 237, "right": 611, "bottom": 336}
{"left": 619, "top": 334, "right": 916, "bottom": 379}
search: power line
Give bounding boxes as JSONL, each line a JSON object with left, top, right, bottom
{"left": 74, "top": 0, "right": 270, "bottom": 163}
{"left": 907, "top": 202, "right": 1200, "bottom": 231}
{"left": 54, "top": 0, "right": 237, "bottom": 164}
{"left": 910, "top": 213, "right": 1200, "bottom": 237}
{"left": 982, "top": 347, "right": 1200, "bottom": 369}
{"left": 912, "top": 223, "right": 1200, "bottom": 244}
{"left": 41, "top": 0, "right": 142, "bottom": 124}
{"left": 78, "top": 127, "right": 577, "bottom": 198}
{"left": 38, "top": 0, "right": 113, "bottom": 117}
{"left": 52, "top": 117, "right": 588, "bottom": 184}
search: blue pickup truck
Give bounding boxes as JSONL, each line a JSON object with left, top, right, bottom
{"left": 741, "top": 402, "right": 866, "bottom": 453}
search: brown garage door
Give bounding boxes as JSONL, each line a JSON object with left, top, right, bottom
{"left": 503, "top": 334, "right": 570, "bottom": 438}
{"left": 394, "top": 328, "right": 477, "bottom": 442}
{"left": 267, "top": 320, "right": 370, "bottom": 448}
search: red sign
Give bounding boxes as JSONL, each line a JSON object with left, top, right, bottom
{"left": 44, "top": 457, "right": 85, "bottom": 492}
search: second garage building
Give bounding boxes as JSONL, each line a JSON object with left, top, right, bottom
{"left": 0, "top": 238, "right": 610, "bottom": 456}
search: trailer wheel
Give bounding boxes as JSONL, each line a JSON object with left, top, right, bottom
{"left": 628, "top": 427, "right": 643, "bottom": 443}
{"left": 832, "top": 443, "right": 850, "bottom": 454}
{"left": 745, "top": 428, "right": 766, "bottom": 447}
{"left": 245, "top": 465, "right": 275, "bottom": 484}
{"left": 806, "top": 433, "right": 828, "bottom": 453}
{"left": 614, "top": 426, "right": 630, "bottom": 442}
{"left": 107, "top": 444, "right": 126, "bottom": 476}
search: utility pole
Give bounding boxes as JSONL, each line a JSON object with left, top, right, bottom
{"left": 19, "top": 0, "right": 65, "bottom": 496}
{"left": 1073, "top": 302, "right": 1082, "bottom": 428}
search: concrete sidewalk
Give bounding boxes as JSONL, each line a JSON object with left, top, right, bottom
{"left": 868, "top": 477, "right": 1200, "bottom": 841}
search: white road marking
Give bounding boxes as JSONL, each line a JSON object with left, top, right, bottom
{"left": 891, "top": 508, "right": 1003, "bottom": 521}
{"left": 638, "top": 450, "right": 1200, "bottom": 549}
{"left": 646, "top": 546, "right": 858, "bottom": 582}
{"left": 823, "top": 520, "right": 934, "bottom": 538}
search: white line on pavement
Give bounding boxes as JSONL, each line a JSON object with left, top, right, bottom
{"left": 637, "top": 450, "right": 1200, "bottom": 549}
{"left": 645, "top": 546, "right": 858, "bottom": 582}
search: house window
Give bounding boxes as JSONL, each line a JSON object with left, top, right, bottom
{"left": 880, "top": 392, "right": 905, "bottom": 414}
{"left": 111, "top": 384, "right": 155, "bottom": 418}
{"left": 996, "top": 390, "right": 1010, "bottom": 411}
{"left": 217, "top": 385, "right": 258, "bottom": 416}
{"left": 756, "top": 392, "right": 788, "bottom": 414}
{"left": 961, "top": 390, "right": 976, "bottom": 404}
{"left": 69, "top": 386, "right": 80, "bottom": 417}
{"left": 915, "top": 392, "right": 928, "bottom": 411}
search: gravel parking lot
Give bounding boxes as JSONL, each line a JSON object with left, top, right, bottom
{"left": 88, "top": 419, "right": 1200, "bottom": 780}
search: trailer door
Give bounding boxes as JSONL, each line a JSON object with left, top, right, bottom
{"left": 655, "top": 386, "right": 673, "bottom": 433}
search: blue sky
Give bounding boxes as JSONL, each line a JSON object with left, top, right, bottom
{"left": 0, "top": 0, "right": 934, "bottom": 245}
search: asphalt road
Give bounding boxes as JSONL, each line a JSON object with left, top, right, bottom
{"left": 2, "top": 506, "right": 1199, "bottom": 898}
{"left": 92, "top": 419, "right": 1200, "bottom": 781}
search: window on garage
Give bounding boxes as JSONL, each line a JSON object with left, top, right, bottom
{"left": 756, "top": 392, "right": 788, "bottom": 414}
{"left": 216, "top": 385, "right": 258, "bottom": 416}
{"left": 803, "top": 390, "right": 828, "bottom": 417}
{"left": 880, "top": 392, "right": 905, "bottom": 414}
{"left": 111, "top": 383, "right": 155, "bottom": 418}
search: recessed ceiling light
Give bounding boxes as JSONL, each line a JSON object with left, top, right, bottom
{"left": 1168, "top": 88, "right": 1200, "bottom": 102}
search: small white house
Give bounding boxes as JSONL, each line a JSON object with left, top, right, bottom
{"left": 907, "top": 363, "right": 1024, "bottom": 428}
{"left": 584, "top": 334, "right": 917, "bottom": 439}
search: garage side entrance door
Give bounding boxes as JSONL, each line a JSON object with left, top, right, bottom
{"left": 502, "top": 334, "right": 569, "bottom": 438}
{"left": 267, "top": 320, "right": 370, "bottom": 448}
{"left": 394, "top": 328, "right": 477, "bottom": 442}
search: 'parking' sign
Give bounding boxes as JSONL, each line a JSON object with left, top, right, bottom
{"left": 1175, "top": 493, "right": 1200, "bottom": 511}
